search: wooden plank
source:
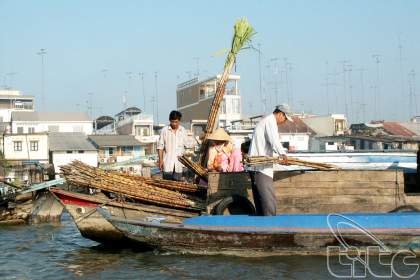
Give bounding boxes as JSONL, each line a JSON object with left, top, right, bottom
{"left": 274, "top": 170, "right": 404, "bottom": 183}
{"left": 273, "top": 181, "right": 401, "bottom": 190}
{"left": 275, "top": 187, "right": 399, "bottom": 196}
{"left": 277, "top": 204, "right": 398, "bottom": 214}
{"left": 277, "top": 195, "right": 401, "bottom": 206}
{"left": 20, "top": 178, "right": 66, "bottom": 194}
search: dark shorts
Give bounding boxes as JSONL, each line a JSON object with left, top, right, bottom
{"left": 250, "top": 172, "right": 277, "bottom": 216}
{"left": 163, "top": 170, "right": 182, "bottom": 181}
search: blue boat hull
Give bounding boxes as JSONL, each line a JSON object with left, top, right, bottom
{"left": 99, "top": 210, "right": 420, "bottom": 256}
{"left": 290, "top": 152, "right": 417, "bottom": 172}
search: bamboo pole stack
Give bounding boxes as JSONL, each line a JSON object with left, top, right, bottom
{"left": 60, "top": 161, "right": 205, "bottom": 211}
{"left": 198, "top": 19, "right": 256, "bottom": 167}
{"left": 178, "top": 156, "right": 208, "bottom": 181}
{"left": 244, "top": 156, "right": 338, "bottom": 170}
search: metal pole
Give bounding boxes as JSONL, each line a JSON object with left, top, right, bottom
{"left": 139, "top": 72, "right": 146, "bottom": 113}
{"left": 37, "top": 48, "right": 47, "bottom": 111}
{"left": 154, "top": 72, "right": 159, "bottom": 123}
{"left": 257, "top": 43, "right": 263, "bottom": 113}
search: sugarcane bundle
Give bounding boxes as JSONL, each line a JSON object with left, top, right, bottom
{"left": 60, "top": 161, "right": 205, "bottom": 210}
{"left": 199, "top": 18, "right": 256, "bottom": 166}
{"left": 178, "top": 156, "right": 208, "bottom": 181}
{"left": 244, "top": 156, "right": 338, "bottom": 170}
{"left": 117, "top": 172, "right": 207, "bottom": 193}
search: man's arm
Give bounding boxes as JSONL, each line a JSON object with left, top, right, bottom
{"left": 157, "top": 128, "right": 165, "bottom": 170}
{"left": 266, "top": 116, "right": 286, "bottom": 156}
{"left": 158, "top": 149, "right": 164, "bottom": 170}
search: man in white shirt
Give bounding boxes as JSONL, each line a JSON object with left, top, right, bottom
{"left": 157, "top": 110, "right": 188, "bottom": 181}
{"left": 248, "top": 106, "right": 293, "bottom": 215}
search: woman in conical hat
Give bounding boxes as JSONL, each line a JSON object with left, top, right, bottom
{"left": 206, "top": 128, "right": 232, "bottom": 172}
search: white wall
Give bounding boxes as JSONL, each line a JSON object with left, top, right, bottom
{"left": 4, "top": 134, "right": 49, "bottom": 161}
{"left": 279, "top": 134, "right": 310, "bottom": 151}
{"left": 52, "top": 151, "right": 98, "bottom": 174}
{"left": 12, "top": 121, "right": 93, "bottom": 134}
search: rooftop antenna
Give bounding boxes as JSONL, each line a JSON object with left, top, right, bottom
{"left": 154, "top": 71, "right": 159, "bottom": 123}
{"left": 372, "top": 54, "right": 382, "bottom": 120}
{"left": 37, "top": 48, "right": 47, "bottom": 111}
{"left": 321, "top": 61, "right": 332, "bottom": 115}
{"left": 256, "top": 43, "right": 264, "bottom": 113}
{"left": 346, "top": 64, "right": 353, "bottom": 122}
{"left": 193, "top": 57, "right": 200, "bottom": 78}
{"left": 339, "top": 60, "right": 350, "bottom": 117}
{"left": 283, "top": 58, "right": 291, "bottom": 107}
{"left": 101, "top": 68, "right": 108, "bottom": 78}
{"left": 286, "top": 61, "right": 294, "bottom": 109}
{"left": 150, "top": 96, "right": 156, "bottom": 122}
{"left": 87, "top": 92, "right": 94, "bottom": 119}
{"left": 5, "top": 72, "right": 17, "bottom": 89}
{"left": 139, "top": 72, "right": 146, "bottom": 113}
{"left": 271, "top": 57, "right": 280, "bottom": 105}
{"left": 398, "top": 34, "right": 405, "bottom": 120}
{"left": 122, "top": 91, "right": 127, "bottom": 109}
{"left": 408, "top": 69, "right": 417, "bottom": 118}
{"left": 355, "top": 68, "right": 366, "bottom": 122}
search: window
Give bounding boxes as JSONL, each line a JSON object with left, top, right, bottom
{"left": 28, "top": 127, "right": 35, "bottom": 133}
{"left": 135, "top": 125, "right": 150, "bottom": 136}
{"left": 78, "top": 150, "right": 84, "bottom": 154}
{"left": 13, "top": 141, "right": 22, "bottom": 151}
{"left": 108, "top": 147, "right": 114, "bottom": 155}
{"left": 73, "top": 125, "right": 83, "bottom": 132}
{"left": 17, "top": 127, "right": 23, "bottom": 133}
{"left": 122, "top": 146, "right": 133, "bottom": 155}
{"left": 48, "top": 125, "right": 59, "bottom": 132}
{"left": 30, "top": 141, "right": 39, "bottom": 151}
{"left": 66, "top": 150, "right": 73, "bottom": 154}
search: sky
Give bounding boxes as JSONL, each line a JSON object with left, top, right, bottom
{"left": 1, "top": 0, "right": 419, "bottom": 124}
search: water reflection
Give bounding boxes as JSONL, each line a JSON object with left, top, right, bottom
{"left": 1, "top": 213, "right": 419, "bottom": 279}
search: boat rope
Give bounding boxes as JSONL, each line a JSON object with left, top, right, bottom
{"left": 394, "top": 169, "right": 406, "bottom": 208}
{"left": 75, "top": 198, "right": 116, "bottom": 223}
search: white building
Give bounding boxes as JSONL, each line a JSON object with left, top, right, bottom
{"left": 0, "top": 90, "right": 34, "bottom": 123}
{"left": 96, "top": 107, "right": 157, "bottom": 154}
{"left": 49, "top": 132, "right": 98, "bottom": 176}
{"left": 3, "top": 132, "right": 49, "bottom": 163}
{"left": 11, "top": 112, "right": 93, "bottom": 134}
{"left": 88, "top": 134, "right": 145, "bottom": 164}
{"left": 176, "top": 74, "right": 242, "bottom": 128}
{"left": 301, "top": 114, "right": 348, "bottom": 137}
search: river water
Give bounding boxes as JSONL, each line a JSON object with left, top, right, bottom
{"left": 1, "top": 213, "right": 419, "bottom": 279}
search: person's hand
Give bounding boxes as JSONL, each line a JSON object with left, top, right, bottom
{"left": 158, "top": 160, "right": 164, "bottom": 170}
{"left": 280, "top": 155, "right": 289, "bottom": 165}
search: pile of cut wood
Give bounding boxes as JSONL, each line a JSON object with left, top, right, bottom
{"left": 60, "top": 161, "right": 206, "bottom": 211}
{"left": 244, "top": 156, "right": 337, "bottom": 170}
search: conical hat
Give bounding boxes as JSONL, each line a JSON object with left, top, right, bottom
{"left": 207, "top": 128, "right": 231, "bottom": 142}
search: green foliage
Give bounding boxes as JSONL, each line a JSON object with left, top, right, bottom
{"left": 224, "top": 18, "right": 256, "bottom": 71}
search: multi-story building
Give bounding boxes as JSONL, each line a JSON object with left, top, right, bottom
{"left": 301, "top": 114, "right": 348, "bottom": 137}
{"left": 0, "top": 90, "right": 34, "bottom": 123}
{"left": 49, "top": 132, "right": 98, "bottom": 176}
{"left": 95, "top": 107, "right": 157, "bottom": 154}
{"left": 88, "top": 134, "right": 146, "bottom": 164}
{"left": 11, "top": 112, "right": 93, "bottom": 134}
{"left": 176, "top": 74, "right": 242, "bottom": 128}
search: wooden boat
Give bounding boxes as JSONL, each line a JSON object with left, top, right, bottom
{"left": 50, "top": 188, "right": 196, "bottom": 244}
{"left": 206, "top": 169, "right": 420, "bottom": 215}
{"left": 1, "top": 179, "right": 65, "bottom": 225}
{"left": 290, "top": 151, "right": 417, "bottom": 172}
{"left": 99, "top": 209, "right": 420, "bottom": 256}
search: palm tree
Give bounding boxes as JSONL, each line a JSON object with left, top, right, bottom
{"left": 199, "top": 18, "right": 256, "bottom": 166}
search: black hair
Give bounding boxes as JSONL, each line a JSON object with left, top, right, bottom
{"left": 169, "top": 110, "right": 182, "bottom": 121}
{"left": 241, "top": 140, "right": 251, "bottom": 154}
{"left": 273, "top": 108, "right": 285, "bottom": 114}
